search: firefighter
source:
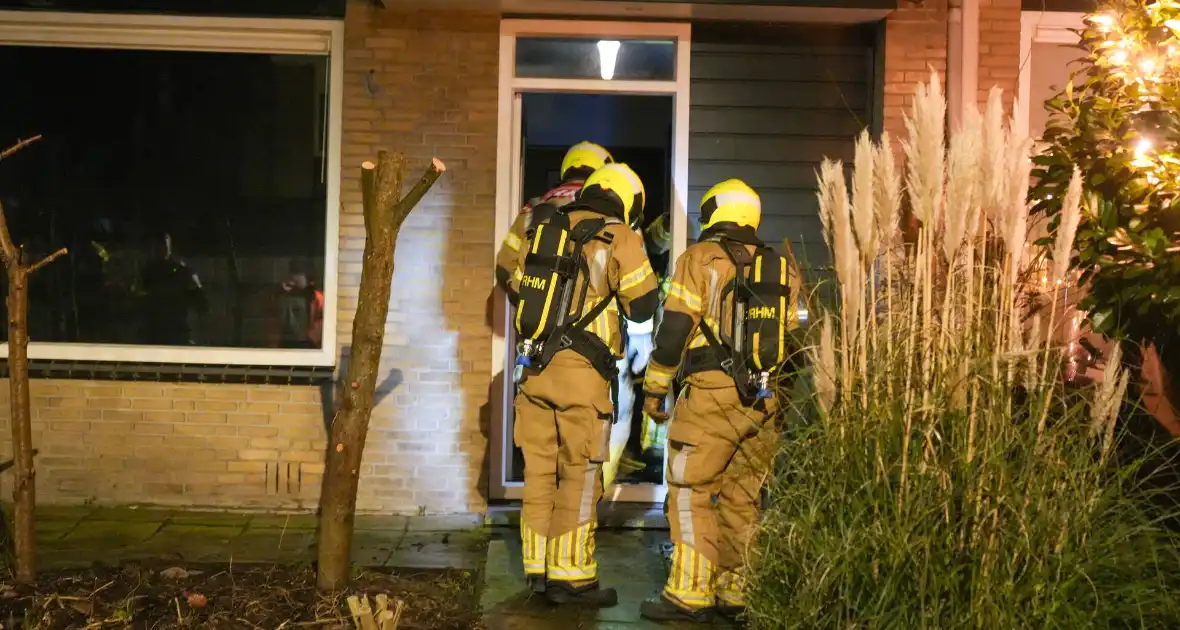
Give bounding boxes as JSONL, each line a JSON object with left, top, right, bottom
{"left": 510, "top": 163, "right": 660, "bottom": 607}
{"left": 139, "top": 231, "right": 208, "bottom": 346}
{"left": 495, "top": 141, "right": 613, "bottom": 301}
{"left": 604, "top": 210, "right": 677, "bottom": 488}
{"left": 638, "top": 179, "right": 801, "bottom": 623}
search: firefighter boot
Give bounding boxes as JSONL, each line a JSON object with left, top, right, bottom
{"left": 639, "top": 595, "right": 715, "bottom": 623}
{"left": 544, "top": 580, "right": 619, "bottom": 607}
{"left": 716, "top": 604, "right": 747, "bottom": 626}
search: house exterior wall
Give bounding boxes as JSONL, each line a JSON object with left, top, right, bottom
{"left": 0, "top": 1, "right": 499, "bottom": 516}
{"left": 0, "top": 0, "right": 1025, "bottom": 516}
{"left": 882, "top": 0, "right": 1022, "bottom": 148}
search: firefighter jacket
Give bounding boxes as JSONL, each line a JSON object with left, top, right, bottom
{"left": 495, "top": 181, "right": 583, "bottom": 300}
{"left": 510, "top": 209, "right": 661, "bottom": 360}
{"left": 642, "top": 225, "right": 802, "bottom": 399}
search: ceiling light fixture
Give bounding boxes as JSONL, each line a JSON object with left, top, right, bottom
{"left": 597, "top": 40, "right": 620, "bottom": 80}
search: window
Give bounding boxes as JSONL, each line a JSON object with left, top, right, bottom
{"left": 515, "top": 37, "right": 676, "bottom": 81}
{"left": 0, "top": 12, "right": 342, "bottom": 366}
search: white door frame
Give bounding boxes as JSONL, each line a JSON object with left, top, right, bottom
{"left": 490, "top": 18, "right": 691, "bottom": 502}
{"left": 1016, "top": 10, "right": 1085, "bottom": 142}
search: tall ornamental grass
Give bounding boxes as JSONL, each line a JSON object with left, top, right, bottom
{"left": 746, "top": 75, "right": 1180, "bottom": 629}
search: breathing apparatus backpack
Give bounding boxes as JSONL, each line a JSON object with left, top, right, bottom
{"left": 697, "top": 237, "right": 796, "bottom": 402}
{"left": 513, "top": 206, "right": 619, "bottom": 383}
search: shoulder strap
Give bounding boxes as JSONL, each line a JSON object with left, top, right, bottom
{"left": 698, "top": 319, "right": 735, "bottom": 372}
{"left": 569, "top": 217, "right": 609, "bottom": 245}
{"left": 717, "top": 237, "right": 754, "bottom": 270}
{"left": 561, "top": 217, "right": 614, "bottom": 333}
{"left": 570, "top": 293, "right": 615, "bottom": 332}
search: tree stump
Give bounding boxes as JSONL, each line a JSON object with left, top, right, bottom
{"left": 316, "top": 152, "right": 445, "bottom": 591}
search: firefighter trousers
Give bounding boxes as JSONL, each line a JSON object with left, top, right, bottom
{"left": 514, "top": 351, "right": 613, "bottom": 585}
{"left": 661, "top": 383, "right": 778, "bottom": 610}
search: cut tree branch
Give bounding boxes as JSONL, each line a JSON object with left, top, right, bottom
{"left": 0, "top": 136, "right": 40, "bottom": 163}
{"left": 27, "top": 248, "right": 68, "bottom": 276}
{"left": 394, "top": 158, "right": 447, "bottom": 226}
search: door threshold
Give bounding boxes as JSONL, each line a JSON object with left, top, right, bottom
{"left": 486, "top": 501, "right": 668, "bottom": 530}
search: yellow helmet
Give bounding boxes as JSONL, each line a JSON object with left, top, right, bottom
{"left": 699, "top": 178, "right": 761, "bottom": 231}
{"left": 576, "top": 163, "right": 646, "bottom": 228}
{"left": 560, "top": 141, "right": 613, "bottom": 181}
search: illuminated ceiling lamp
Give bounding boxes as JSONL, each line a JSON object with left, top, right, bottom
{"left": 597, "top": 40, "right": 620, "bottom": 80}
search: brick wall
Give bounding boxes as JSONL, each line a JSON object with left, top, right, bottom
{"left": 0, "top": 381, "right": 325, "bottom": 508}
{"left": 882, "top": 0, "right": 1023, "bottom": 141}
{"left": 882, "top": 0, "right": 949, "bottom": 149}
{"left": 337, "top": 3, "right": 498, "bottom": 514}
{"left": 978, "top": 0, "right": 1022, "bottom": 112}
{"left": 0, "top": 1, "right": 499, "bottom": 516}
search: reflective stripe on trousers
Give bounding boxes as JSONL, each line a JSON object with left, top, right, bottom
{"left": 663, "top": 543, "right": 716, "bottom": 609}
{"left": 521, "top": 523, "right": 547, "bottom": 576}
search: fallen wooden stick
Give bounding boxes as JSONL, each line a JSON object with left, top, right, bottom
{"left": 346, "top": 594, "right": 401, "bottom": 630}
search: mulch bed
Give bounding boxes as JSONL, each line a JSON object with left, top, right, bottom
{"left": 0, "top": 562, "right": 483, "bottom": 629}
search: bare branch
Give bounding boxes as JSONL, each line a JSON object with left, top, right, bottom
{"left": 0, "top": 136, "right": 42, "bottom": 163}
{"left": 393, "top": 158, "right": 447, "bottom": 224}
{"left": 0, "top": 199, "right": 16, "bottom": 267}
{"left": 27, "top": 248, "right": 67, "bottom": 276}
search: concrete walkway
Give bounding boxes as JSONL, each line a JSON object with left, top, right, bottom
{"left": 9, "top": 506, "right": 692, "bottom": 629}
{"left": 17, "top": 505, "right": 486, "bottom": 571}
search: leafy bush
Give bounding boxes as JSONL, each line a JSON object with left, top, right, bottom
{"left": 746, "top": 75, "right": 1180, "bottom": 630}
{"left": 1033, "top": 0, "right": 1180, "bottom": 353}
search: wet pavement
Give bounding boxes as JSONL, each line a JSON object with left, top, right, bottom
{"left": 480, "top": 528, "right": 683, "bottom": 629}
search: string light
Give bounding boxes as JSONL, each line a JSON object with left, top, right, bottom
{"left": 1089, "top": 13, "right": 1115, "bottom": 27}
{"left": 1084, "top": 4, "right": 1180, "bottom": 207}
{"left": 1132, "top": 137, "right": 1156, "bottom": 168}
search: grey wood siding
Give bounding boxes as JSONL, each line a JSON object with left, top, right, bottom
{"left": 688, "top": 22, "right": 877, "bottom": 270}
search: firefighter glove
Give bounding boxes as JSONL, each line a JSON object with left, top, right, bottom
{"left": 643, "top": 394, "right": 670, "bottom": 425}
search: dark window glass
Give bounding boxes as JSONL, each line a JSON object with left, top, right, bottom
{"left": 0, "top": 45, "right": 329, "bottom": 349}
{"left": 515, "top": 38, "right": 676, "bottom": 81}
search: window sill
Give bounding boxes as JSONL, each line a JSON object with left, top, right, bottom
{"left": 0, "top": 359, "right": 334, "bottom": 385}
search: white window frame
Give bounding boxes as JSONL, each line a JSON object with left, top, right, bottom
{"left": 490, "top": 19, "right": 691, "bottom": 504}
{"left": 0, "top": 10, "right": 343, "bottom": 368}
{"left": 1017, "top": 10, "right": 1085, "bottom": 142}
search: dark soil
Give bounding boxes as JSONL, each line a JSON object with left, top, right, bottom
{"left": 0, "top": 562, "right": 483, "bottom": 629}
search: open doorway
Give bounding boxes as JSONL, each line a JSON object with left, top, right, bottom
{"left": 505, "top": 91, "right": 675, "bottom": 491}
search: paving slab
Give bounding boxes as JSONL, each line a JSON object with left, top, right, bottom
{"left": 3, "top": 504, "right": 93, "bottom": 521}
{"left": 169, "top": 511, "right": 253, "bottom": 527}
{"left": 406, "top": 514, "right": 483, "bottom": 531}
{"left": 387, "top": 531, "right": 485, "bottom": 571}
{"left": 355, "top": 514, "right": 408, "bottom": 531}
{"left": 86, "top": 507, "right": 175, "bottom": 523}
{"left": 155, "top": 523, "right": 246, "bottom": 545}
{"left": 247, "top": 514, "right": 319, "bottom": 531}
{"left": 59, "top": 520, "right": 163, "bottom": 547}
